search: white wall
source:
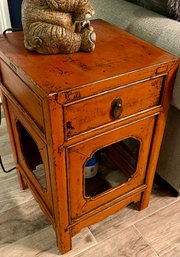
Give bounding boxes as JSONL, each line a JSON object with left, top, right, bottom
{"left": 0, "top": 0, "right": 11, "bottom": 103}
{"left": 0, "top": 0, "right": 11, "bottom": 33}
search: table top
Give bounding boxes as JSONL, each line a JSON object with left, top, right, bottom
{"left": 0, "top": 19, "right": 178, "bottom": 95}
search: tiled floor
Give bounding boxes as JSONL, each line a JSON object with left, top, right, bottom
{"left": 0, "top": 116, "right": 180, "bottom": 257}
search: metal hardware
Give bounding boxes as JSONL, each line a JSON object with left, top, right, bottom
{"left": 111, "top": 98, "right": 123, "bottom": 119}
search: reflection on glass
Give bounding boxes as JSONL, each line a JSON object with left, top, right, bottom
{"left": 16, "top": 121, "right": 46, "bottom": 189}
{"left": 85, "top": 137, "right": 140, "bottom": 197}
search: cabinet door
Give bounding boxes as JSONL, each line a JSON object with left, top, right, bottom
{"left": 67, "top": 116, "right": 156, "bottom": 219}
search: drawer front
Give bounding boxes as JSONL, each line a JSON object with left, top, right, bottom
{"left": 64, "top": 77, "right": 163, "bottom": 138}
{"left": 0, "top": 61, "right": 44, "bottom": 131}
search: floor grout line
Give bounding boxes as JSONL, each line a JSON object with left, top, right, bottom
{"left": 87, "top": 227, "right": 98, "bottom": 244}
{"left": 133, "top": 224, "right": 162, "bottom": 256}
{"left": 89, "top": 197, "right": 180, "bottom": 246}
{"left": 131, "top": 197, "right": 180, "bottom": 226}
{"left": 159, "top": 241, "right": 180, "bottom": 257}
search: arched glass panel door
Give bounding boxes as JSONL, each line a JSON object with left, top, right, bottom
{"left": 85, "top": 137, "right": 140, "bottom": 197}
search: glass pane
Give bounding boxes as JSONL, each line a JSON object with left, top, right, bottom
{"left": 16, "top": 121, "right": 46, "bottom": 189}
{"left": 85, "top": 137, "right": 140, "bottom": 197}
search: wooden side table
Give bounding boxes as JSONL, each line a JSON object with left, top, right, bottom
{"left": 0, "top": 20, "right": 179, "bottom": 254}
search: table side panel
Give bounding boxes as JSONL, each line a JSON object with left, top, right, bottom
{"left": 0, "top": 61, "right": 45, "bottom": 132}
{"left": 4, "top": 97, "right": 53, "bottom": 214}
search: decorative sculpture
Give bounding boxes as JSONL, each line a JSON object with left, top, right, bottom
{"left": 22, "top": 0, "right": 96, "bottom": 54}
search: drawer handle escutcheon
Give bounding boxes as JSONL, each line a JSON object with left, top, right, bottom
{"left": 111, "top": 98, "right": 123, "bottom": 120}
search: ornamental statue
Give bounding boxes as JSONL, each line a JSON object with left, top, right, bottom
{"left": 22, "top": 0, "right": 96, "bottom": 54}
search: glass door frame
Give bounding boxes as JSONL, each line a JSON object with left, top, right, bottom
{"left": 67, "top": 116, "right": 156, "bottom": 220}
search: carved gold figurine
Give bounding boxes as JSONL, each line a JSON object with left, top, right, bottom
{"left": 22, "top": 0, "right": 96, "bottom": 54}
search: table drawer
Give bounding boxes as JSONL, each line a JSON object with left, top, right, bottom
{"left": 0, "top": 61, "right": 44, "bottom": 131}
{"left": 64, "top": 77, "right": 163, "bottom": 138}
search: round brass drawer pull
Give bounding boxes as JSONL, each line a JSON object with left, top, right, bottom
{"left": 111, "top": 98, "right": 123, "bottom": 119}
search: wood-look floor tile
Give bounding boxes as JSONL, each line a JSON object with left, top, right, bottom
{"left": 89, "top": 185, "right": 177, "bottom": 242}
{"left": 0, "top": 118, "right": 8, "bottom": 135}
{"left": 0, "top": 175, "right": 33, "bottom": 214}
{"left": 0, "top": 119, "right": 13, "bottom": 155}
{"left": 0, "top": 226, "right": 55, "bottom": 257}
{"left": 37, "top": 228, "right": 97, "bottom": 257}
{"left": 162, "top": 244, "right": 180, "bottom": 257}
{"left": 0, "top": 227, "right": 97, "bottom": 257}
{"left": 75, "top": 226, "right": 158, "bottom": 257}
{"left": 135, "top": 200, "right": 180, "bottom": 256}
{"left": 0, "top": 117, "right": 15, "bottom": 171}
{"left": 0, "top": 165, "right": 16, "bottom": 180}
{"left": 0, "top": 144, "right": 14, "bottom": 158}
{"left": 0, "top": 199, "right": 50, "bottom": 249}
